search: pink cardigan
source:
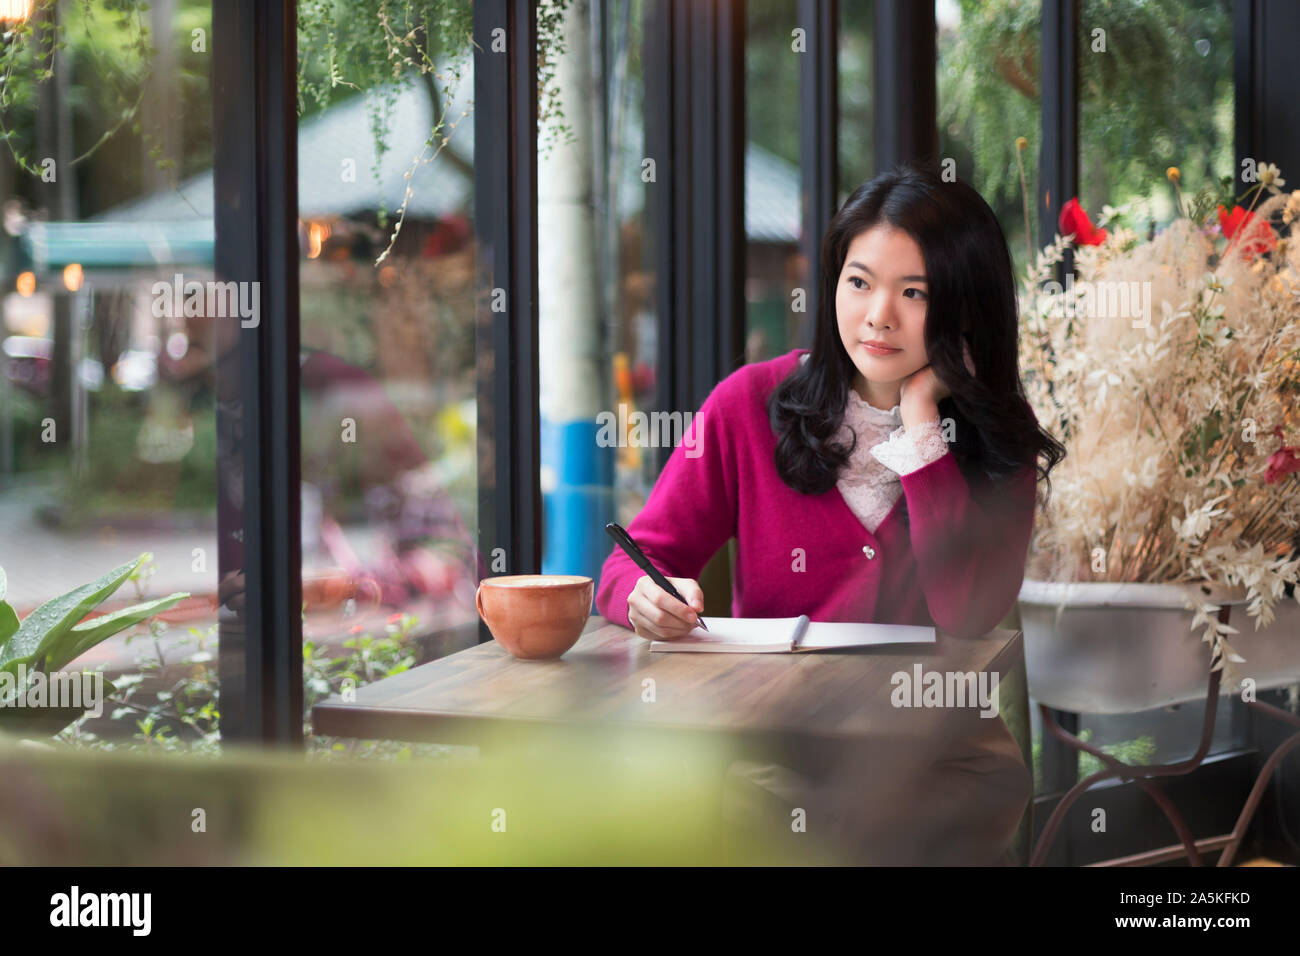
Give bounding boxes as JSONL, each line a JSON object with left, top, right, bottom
{"left": 594, "top": 348, "right": 1038, "bottom": 638}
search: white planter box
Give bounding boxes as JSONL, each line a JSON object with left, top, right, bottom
{"left": 1017, "top": 579, "right": 1300, "bottom": 714}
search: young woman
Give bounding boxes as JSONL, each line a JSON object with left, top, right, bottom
{"left": 595, "top": 159, "right": 1064, "bottom": 642}
{"left": 594, "top": 159, "right": 1067, "bottom": 864}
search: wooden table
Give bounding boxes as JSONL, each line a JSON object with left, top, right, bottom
{"left": 314, "top": 618, "right": 1030, "bottom": 863}
{"left": 313, "top": 617, "right": 1027, "bottom": 774}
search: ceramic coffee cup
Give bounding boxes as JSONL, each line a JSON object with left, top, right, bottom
{"left": 475, "top": 574, "right": 594, "bottom": 660}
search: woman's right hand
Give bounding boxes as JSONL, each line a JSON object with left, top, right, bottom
{"left": 627, "top": 575, "right": 705, "bottom": 640}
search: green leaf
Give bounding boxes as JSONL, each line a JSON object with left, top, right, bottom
{"left": 0, "top": 568, "right": 18, "bottom": 648}
{"left": 0, "top": 555, "right": 146, "bottom": 677}
{"left": 0, "top": 601, "right": 18, "bottom": 649}
{"left": 0, "top": 703, "right": 89, "bottom": 736}
{"left": 45, "top": 592, "right": 189, "bottom": 671}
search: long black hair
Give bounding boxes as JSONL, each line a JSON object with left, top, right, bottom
{"left": 768, "top": 158, "right": 1065, "bottom": 498}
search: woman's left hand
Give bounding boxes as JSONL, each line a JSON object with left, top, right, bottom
{"left": 899, "top": 364, "right": 951, "bottom": 410}
{"left": 898, "top": 344, "right": 974, "bottom": 422}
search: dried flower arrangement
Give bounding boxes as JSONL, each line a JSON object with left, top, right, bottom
{"left": 1018, "top": 161, "right": 1300, "bottom": 669}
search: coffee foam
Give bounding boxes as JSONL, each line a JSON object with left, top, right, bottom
{"left": 482, "top": 575, "right": 589, "bottom": 587}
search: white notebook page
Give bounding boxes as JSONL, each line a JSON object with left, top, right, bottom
{"left": 650, "top": 617, "right": 936, "bottom": 651}
{"left": 797, "top": 620, "right": 936, "bottom": 647}
{"left": 681, "top": 616, "right": 804, "bottom": 645}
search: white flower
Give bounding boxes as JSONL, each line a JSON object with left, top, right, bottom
{"left": 1172, "top": 494, "right": 1230, "bottom": 542}
{"left": 1203, "top": 272, "right": 1233, "bottom": 294}
{"left": 1258, "top": 162, "right": 1286, "bottom": 194}
{"left": 1095, "top": 202, "right": 1137, "bottom": 229}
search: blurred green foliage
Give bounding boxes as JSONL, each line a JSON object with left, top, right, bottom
{"left": 941, "top": 0, "right": 1232, "bottom": 209}
{"left": 54, "top": 388, "right": 218, "bottom": 525}
{"left": 939, "top": 0, "right": 1232, "bottom": 275}
{"left": 297, "top": 0, "right": 570, "bottom": 243}
{"left": 1032, "top": 727, "right": 1159, "bottom": 792}
{"left": 0, "top": 0, "right": 215, "bottom": 214}
{"left": 1, "top": 729, "right": 812, "bottom": 865}
{"left": 55, "top": 593, "right": 438, "bottom": 760}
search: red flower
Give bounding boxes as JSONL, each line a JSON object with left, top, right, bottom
{"left": 1265, "top": 427, "right": 1300, "bottom": 485}
{"left": 1059, "top": 198, "right": 1108, "bottom": 246}
{"left": 1217, "top": 204, "right": 1276, "bottom": 261}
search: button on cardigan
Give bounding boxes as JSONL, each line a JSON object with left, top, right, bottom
{"left": 594, "top": 348, "right": 1039, "bottom": 638}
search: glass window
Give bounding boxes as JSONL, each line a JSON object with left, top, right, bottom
{"left": 295, "top": 1, "right": 481, "bottom": 724}
{"left": 1078, "top": 0, "right": 1233, "bottom": 227}
{"left": 937, "top": 0, "right": 1041, "bottom": 281}
{"left": 939, "top": 0, "right": 1244, "bottom": 789}
{"left": 838, "top": 0, "right": 875, "bottom": 205}
{"left": 744, "top": 0, "right": 802, "bottom": 363}
{"left": 538, "top": 0, "right": 656, "bottom": 570}
{"left": 1, "top": 0, "right": 218, "bottom": 748}
{"left": 1063, "top": 0, "right": 1241, "bottom": 774}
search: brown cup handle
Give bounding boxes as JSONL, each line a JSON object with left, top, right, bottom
{"left": 475, "top": 582, "right": 486, "bottom": 622}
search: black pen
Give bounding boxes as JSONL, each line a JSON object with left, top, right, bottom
{"left": 604, "top": 522, "right": 709, "bottom": 631}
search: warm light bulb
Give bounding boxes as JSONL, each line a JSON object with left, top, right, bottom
{"left": 0, "top": 0, "right": 34, "bottom": 25}
{"left": 15, "top": 270, "right": 34, "bottom": 297}
{"left": 307, "top": 221, "right": 325, "bottom": 259}
{"left": 62, "top": 262, "right": 84, "bottom": 291}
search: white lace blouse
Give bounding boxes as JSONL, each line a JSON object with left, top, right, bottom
{"left": 798, "top": 355, "right": 949, "bottom": 532}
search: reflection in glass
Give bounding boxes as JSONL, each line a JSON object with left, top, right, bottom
{"left": 296, "top": 2, "right": 480, "bottom": 681}
{"left": 1078, "top": 0, "right": 1232, "bottom": 228}
{"left": 538, "top": 0, "right": 657, "bottom": 575}
{"left": 937, "top": 0, "right": 1041, "bottom": 281}
{"left": 1, "top": 0, "right": 218, "bottom": 747}
{"left": 745, "top": 0, "right": 803, "bottom": 363}
{"left": 839, "top": 0, "right": 875, "bottom": 206}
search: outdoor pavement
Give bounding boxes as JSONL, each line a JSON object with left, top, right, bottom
{"left": 0, "top": 478, "right": 476, "bottom": 674}
{"left": 0, "top": 477, "right": 390, "bottom": 612}
{"left": 0, "top": 481, "right": 217, "bottom": 613}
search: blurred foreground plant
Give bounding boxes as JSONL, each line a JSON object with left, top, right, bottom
{"left": 0, "top": 727, "right": 807, "bottom": 865}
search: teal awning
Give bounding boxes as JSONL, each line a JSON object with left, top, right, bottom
{"left": 17, "top": 220, "right": 214, "bottom": 273}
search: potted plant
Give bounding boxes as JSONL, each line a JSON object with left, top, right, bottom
{"left": 1016, "top": 162, "right": 1300, "bottom": 713}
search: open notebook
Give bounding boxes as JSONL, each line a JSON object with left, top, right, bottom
{"left": 649, "top": 615, "right": 936, "bottom": 653}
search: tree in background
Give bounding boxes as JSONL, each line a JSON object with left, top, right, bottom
{"left": 939, "top": 0, "right": 1233, "bottom": 275}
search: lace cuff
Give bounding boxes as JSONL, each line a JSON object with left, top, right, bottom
{"left": 869, "top": 417, "right": 949, "bottom": 475}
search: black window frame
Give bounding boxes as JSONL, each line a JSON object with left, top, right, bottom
{"left": 473, "top": 0, "right": 542, "bottom": 642}
{"left": 644, "top": 0, "right": 746, "bottom": 458}
{"left": 212, "top": 0, "right": 303, "bottom": 745}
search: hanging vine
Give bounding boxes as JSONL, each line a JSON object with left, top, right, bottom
{"left": 298, "top": 0, "right": 574, "bottom": 265}
{"left": 0, "top": 0, "right": 156, "bottom": 176}
{"left": 4, "top": 0, "right": 575, "bottom": 267}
